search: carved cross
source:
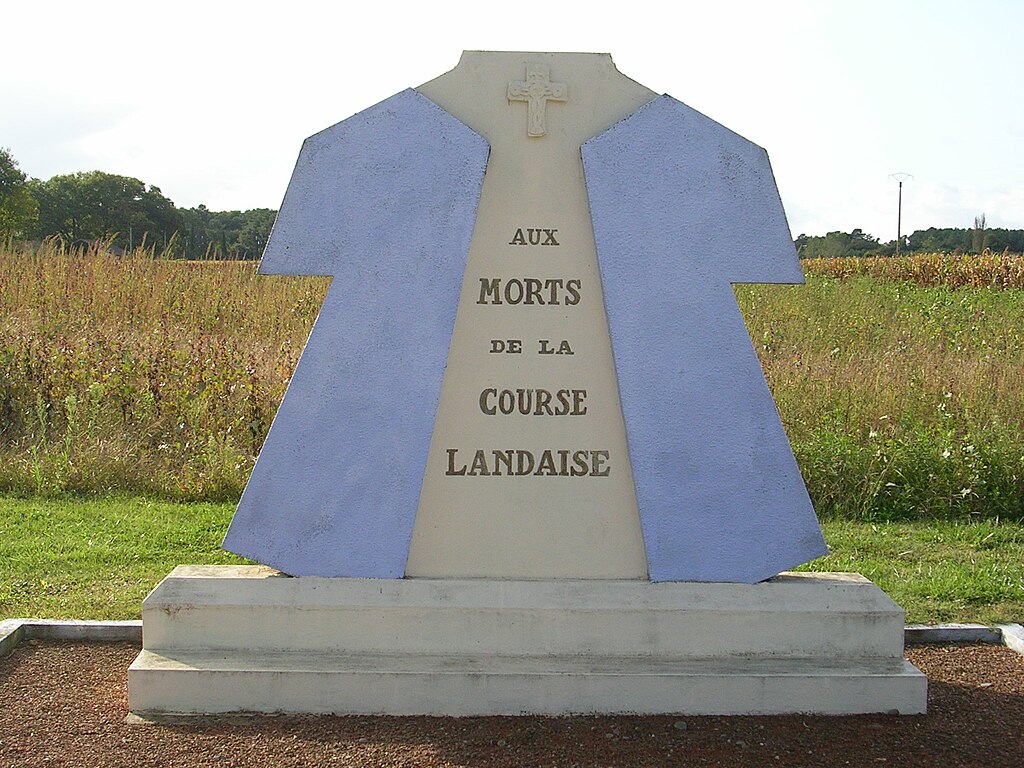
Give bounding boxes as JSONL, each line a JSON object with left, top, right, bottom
{"left": 507, "top": 64, "right": 567, "bottom": 137}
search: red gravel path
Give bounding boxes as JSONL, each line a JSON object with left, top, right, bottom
{"left": 1, "top": 641, "right": 1022, "bottom": 767}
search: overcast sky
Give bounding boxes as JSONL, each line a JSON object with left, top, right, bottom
{"left": 3, "top": 0, "right": 1021, "bottom": 241}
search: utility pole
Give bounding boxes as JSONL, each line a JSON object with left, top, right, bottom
{"left": 889, "top": 173, "right": 913, "bottom": 256}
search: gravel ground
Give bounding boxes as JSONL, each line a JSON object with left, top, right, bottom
{"left": 1, "top": 641, "right": 1022, "bottom": 768}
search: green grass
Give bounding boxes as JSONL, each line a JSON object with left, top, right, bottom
{"left": 0, "top": 495, "right": 248, "bottom": 620}
{"left": 1, "top": 496, "right": 1021, "bottom": 624}
{"left": 800, "top": 518, "right": 1024, "bottom": 625}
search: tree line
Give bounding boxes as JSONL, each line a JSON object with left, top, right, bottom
{"left": 795, "top": 218, "right": 1024, "bottom": 259}
{"left": 5, "top": 147, "right": 1023, "bottom": 261}
{"left": 0, "top": 148, "right": 275, "bottom": 260}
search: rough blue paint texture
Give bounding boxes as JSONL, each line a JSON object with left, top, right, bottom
{"left": 222, "top": 89, "right": 489, "bottom": 578}
{"left": 582, "top": 95, "right": 828, "bottom": 583}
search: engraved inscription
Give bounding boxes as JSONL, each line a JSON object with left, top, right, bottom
{"left": 449, "top": 222, "right": 607, "bottom": 478}
{"left": 509, "top": 227, "right": 559, "bottom": 246}
{"left": 479, "top": 388, "right": 587, "bottom": 416}
{"left": 409, "top": 53, "right": 653, "bottom": 578}
{"left": 477, "top": 277, "right": 581, "bottom": 306}
{"left": 446, "top": 448, "right": 610, "bottom": 477}
{"left": 507, "top": 64, "right": 567, "bottom": 137}
{"left": 489, "top": 339, "right": 523, "bottom": 354}
{"left": 538, "top": 339, "right": 574, "bottom": 355}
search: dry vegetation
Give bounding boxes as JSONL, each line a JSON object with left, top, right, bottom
{"left": 0, "top": 240, "right": 327, "bottom": 499}
{"left": 803, "top": 250, "right": 1024, "bottom": 289}
{"left": 1, "top": 242, "right": 1022, "bottom": 521}
{"left": 743, "top": 252, "right": 1024, "bottom": 520}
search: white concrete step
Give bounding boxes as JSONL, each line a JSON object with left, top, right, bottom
{"left": 130, "top": 567, "right": 927, "bottom": 716}
{"left": 140, "top": 567, "right": 908, "bottom": 659}
{"left": 128, "top": 648, "right": 927, "bottom": 716}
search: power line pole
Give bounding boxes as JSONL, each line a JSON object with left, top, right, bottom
{"left": 889, "top": 173, "right": 913, "bottom": 256}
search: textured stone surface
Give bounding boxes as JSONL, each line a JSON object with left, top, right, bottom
{"left": 222, "top": 89, "right": 488, "bottom": 577}
{"left": 409, "top": 52, "right": 655, "bottom": 579}
{"left": 223, "top": 53, "right": 828, "bottom": 583}
{"left": 582, "top": 95, "right": 828, "bottom": 582}
{"left": 136, "top": 567, "right": 908, "bottom": 658}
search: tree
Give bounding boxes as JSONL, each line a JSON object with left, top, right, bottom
{"left": 794, "top": 229, "right": 883, "bottom": 258}
{"left": 0, "top": 148, "right": 39, "bottom": 240}
{"left": 982, "top": 227, "right": 1024, "bottom": 253}
{"left": 972, "top": 213, "right": 987, "bottom": 253}
{"left": 31, "top": 170, "right": 180, "bottom": 250}
{"left": 178, "top": 204, "right": 214, "bottom": 258}
{"left": 235, "top": 208, "right": 277, "bottom": 260}
{"left": 177, "top": 206, "right": 277, "bottom": 259}
{"left": 906, "top": 227, "right": 970, "bottom": 253}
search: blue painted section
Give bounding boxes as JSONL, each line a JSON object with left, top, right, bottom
{"left": 222, "top": 89, "right": 489, "bottom": 577}
{"left": 582, "top": 95, "right": 828, "bottom": 583}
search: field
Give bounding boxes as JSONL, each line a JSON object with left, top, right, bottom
{"left": 803, "top": 251, "right": 1024, "bottom": 289}
{"left": 742, "top": 263, "right": 1024, "bottom": 522}
{"left": 0, "top": 241, "right": 326, "bottom": 500}
{"left": 0, "top": 243, "right": 1022, "bottom": 623}
{"left": 1, "top": 242, "right": 1022, "bottom": 521}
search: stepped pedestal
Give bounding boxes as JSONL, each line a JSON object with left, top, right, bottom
{"left": 128, "top": 566, "right": 926, "bottom": 716}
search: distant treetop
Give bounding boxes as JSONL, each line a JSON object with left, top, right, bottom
{"left": 1, "top": 148, "right": 276, "bottom": 259}
{"left": 796, "top": 225, "right": 1024, "bottom": 258}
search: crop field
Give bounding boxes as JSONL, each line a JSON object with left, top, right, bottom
{"left": 803, "top": 251, "right": 1024, "bottom": 290}
{"left": 1, "top": 242, "right": 1023, "bottom": 523}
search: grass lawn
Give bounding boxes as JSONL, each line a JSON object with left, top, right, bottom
{"left": 799, "top": 518, "right": 1023, "bottom": 625}
{"left": 1, "top": 495, "right": 1021, "bottom": 625}
{"left": 0, "top": 496, "right": 248, "bottom": 621}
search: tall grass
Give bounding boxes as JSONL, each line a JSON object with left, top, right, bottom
{"left": 1, "top": 242, "right": 1022, "bottom": 520}
{"left": 0, "top": 240, "right": 327, "bottom": 499}
{"left": 736, "top": 275, "right": 1024, "bottom": 521}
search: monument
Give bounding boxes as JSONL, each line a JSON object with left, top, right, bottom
{"left": 128, "top": 51, "right": 927, "bottom": 716}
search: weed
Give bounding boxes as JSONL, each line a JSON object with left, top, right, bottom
{"left": 1, "top": 242, "right": 1022, "bottom": 521}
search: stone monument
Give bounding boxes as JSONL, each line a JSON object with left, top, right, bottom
{"left": 128, "top": 51, "right": 927, "bottom": 716}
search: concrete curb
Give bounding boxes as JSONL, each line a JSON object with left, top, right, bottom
{"left": 0, "top": 619, "right": 142, "bottom": 656}
{"left": 0, "top": 619, "right": 27, "bottom": 657}
{"left": 3, "top": 619, "right": 1022, "bottom": 657}
{"left": 999, "top": 623, "right": 1024, "bottom": 655}
{"left": 903, "top": 623, "right": 1003, "bottom": 645}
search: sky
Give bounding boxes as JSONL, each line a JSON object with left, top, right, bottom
{"left": 3, "top": 0, "right": 1022, "bottom": 241}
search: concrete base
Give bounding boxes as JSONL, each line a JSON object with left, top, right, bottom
{"left": 128, "top": 567, "right": 927, "bottom": 716}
